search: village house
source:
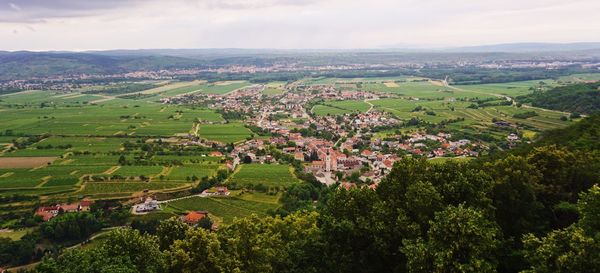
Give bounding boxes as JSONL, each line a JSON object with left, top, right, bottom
{"left": 202, "top": 186, "right": 230, "bottom": 196}
{"left": 135, "top": 197, "right": 160, "bottom": 213}
{"left": 35, "top": 200, "right": 95, "bottom": 221}
{"left": 209, "top": 151, "right": 224, "bottom": 157}
{"left": 183, "top": 211, "right": 209, "bottom": 225}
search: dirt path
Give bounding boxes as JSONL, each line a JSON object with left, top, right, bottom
{"left": 0, "top": 143, "right": 14, "bottom": 156}
{"left": 364, "top": 98, "right": 376, "bottom": 113}
{"left": 103, "top": 166, "right": 120, "bottom": 175}
{"left": 90, "top": 95, "right": 115, "bottom": 104}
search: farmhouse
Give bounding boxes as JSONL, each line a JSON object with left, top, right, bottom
{"left": 35, "top": 206, "right": 59, "bottom": 221}
{"left": 35, "top": 200, "right": 96, "bottom": 221}
{"left": 183, "top": 211, "right": 209, "bottom": 225}
{"left": 202, "top": 186, "right": 230, "bottom": 196}
{"left": 135, "top": 197, "right": 160, "bottom": 213}
{"left": 209, "top": 151, "right": 224, "bottom": 157}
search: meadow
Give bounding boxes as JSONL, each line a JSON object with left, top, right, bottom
{"left": 197, "top": 123, "right": 252, "bottom": 143}
{"left": 313, "top": 100, "right": 371, "bottom": 116}
{"left": 0, "top": 91, "right": 223, "bottom": 137}
{"left": 454, "top": 80, "right": 555, "bottom": 97}
{"left": 227, "top": 164, "right": 300, "bottom": 189}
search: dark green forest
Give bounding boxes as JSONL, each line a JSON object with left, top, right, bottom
{"left": 18, "top": 115, "right": 600, "bottom": 273}
{"left": 517, "top": 82, "right": 600, "bottom": 115}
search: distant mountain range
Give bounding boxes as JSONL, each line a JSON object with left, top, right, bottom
{"left": 440, "top": 42, "right": 600, "bottom": 53}
{"left": 1, "top": 43, "right": 600, "bottom": 81}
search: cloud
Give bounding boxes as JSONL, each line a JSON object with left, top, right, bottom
{"left": 0, "top": 0, "right": 599, "bottom": 50}
{"left": 201, "top": 0, "right": 321, "bottom": 9}
{"left": 8, "top": 2, "right": 21, "bottom": 11}
{"left": 0, "top": 0, "right": 145, "bottom": 22}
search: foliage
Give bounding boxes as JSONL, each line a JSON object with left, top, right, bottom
{"left": 41, "top": 213, "right": 102, "bottom": 242}
{"left": 402, "top": 204, "right": 500, "bottom": 273}
{"left": 517, "top": 82, "right": 600, "bottom": 115}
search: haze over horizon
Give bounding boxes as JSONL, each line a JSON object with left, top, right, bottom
{"left": 1, "top": 0, "right": 600, "bottom": 51}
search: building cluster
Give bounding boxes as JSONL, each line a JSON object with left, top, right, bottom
{"left": 35, "top": 200, "right": 93, "bottom": 221}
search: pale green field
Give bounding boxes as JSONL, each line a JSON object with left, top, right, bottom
{"left": 197, "top": 123, "right": 252, "bottom": 143}
{"left": 227, "top": 164, "right": 300, "bottom": 188}
{"left": 454, "top": 79, "right": 556, "bottom": 97}
{"left": 313, "top": 100, "right": 371, "bottom": 116}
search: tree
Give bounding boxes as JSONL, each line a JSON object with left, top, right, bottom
{"left": 156, "top": 217, "right": 190, "bottom": 251}
{"left": 165, "top": 228, "right": 224, "bottom": 273}
{"left": 37, "top": 229, "right": 164, "bottom": 273}
{"left": 522, "top": 226, "right": 600, "bottom": 273}
{"left": 577, "top": 184, "right": 600, "bottom": 234}
{"left": 522, "top": 185, "right": 600, "bottom": 273}
{"left": 402, "top": 204, "right": 500, "bottom": 273}
{"left": 485, "top": 155, "right": 545, "bottom": 238}
{"left": 100, "top": 228, "right": 165, "bottom": 273}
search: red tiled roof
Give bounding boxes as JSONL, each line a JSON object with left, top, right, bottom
{"left": 184, "top": 211, "right": 208, "bottom": 224}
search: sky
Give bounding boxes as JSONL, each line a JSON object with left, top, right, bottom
{"left": 0, "top": 0, "right": 599, "bottom": 51}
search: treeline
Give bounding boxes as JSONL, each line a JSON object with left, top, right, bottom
{"left": 517, "top": 82, "right": 600, "bottom": 115}
{"left": 418, "top": 67, "right": 593, "bottom": 85}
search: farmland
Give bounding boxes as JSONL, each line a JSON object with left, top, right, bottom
{"left": 313, "top": 100, "right": 371, "bottom": 116}
{"left": 197, "top": 123, "right": 252, "bottom": 143}
{"left": 227, "top": 164, "right": 300, "bottom": 189}
{"left": 0, "top": 87, "right": 230, "bottom": 200}
{"left": 164, "top": 192, "right": 280, "bottom": 224}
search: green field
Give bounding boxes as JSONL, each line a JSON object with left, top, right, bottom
{"left": 313, "top": 100, "right": 371, "bottom": 116}
{"left": 372, "top": 95, "right": 571, "bottom": 137}
{"left": 166, "top": 164, "right": 220, "bottom": 181}
{"left": 197, "top": 123, "right": 252, "bottom": 143}
{"left": 0, "top": 91, "right": 223, "bottom": 137}
{"left": 111, "top": 166, "right": 164, "bottom": 178}
{"left": 454, "top": 80, "right": 556, "bottom": 97}
{"left": 164, "top": 193, "right": 280, "bottom": 224}
{"left": 362, "top": 80, "right": 497, "bottom": 99}
{"left": 79, "top": 182, "right": 189, "bottom": 197}
{"left": 227, "top": 164, "right": 300, "bottom": 189}
{"left": 197, "top": 81, "right": 252, "bottom": 95}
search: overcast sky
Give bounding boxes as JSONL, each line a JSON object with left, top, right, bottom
{"left": 1, "top": 0, "right": 599, "bottom": 51}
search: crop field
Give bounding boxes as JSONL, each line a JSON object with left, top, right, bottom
{"left": 454, "top": 80, "right": 556, "bottom": 97}
{"left": 227, "top": 164, "right": 300, "bottom": 189}
{"left": 313, "top": 100, "right": 371, "bottom": 116}
{"left": 111, "top": 166, "right": 164, "bottom": 178}
{"left": 0, "top": 169, "right": 47, "bottom": 188}
{"left": 164, "top": 193, "right": 280, "bottom": 224}
{"left": 34, "top": 137, "right": 124, "bottom": 153}
{"left": 138, "top": 81, "right": 205, "bottom": 95}
{"left": 361, "top": 80, "right": 496, "bottom": 100}
{"left": 0, "top": 157, "right": 57, "bottom": 168}
{"left": 261, "top": 83, "right": 287, "bottom": 95}
{"left": 0, "top": 91, "right": 223, "bottom": 137}
{"left": 196, "top": 81, "right": 252, "bottom": 95}
{"left": 557, "top": 73, "right": 600, "bottom": 83}
{"left": 302, "top": 76, "right": 416, "bottom": 85}
{"left": 0, "top": 90, "right": 105, "bottom": 105}
{"left": 372, "top": 97, "right": 571, "bottom": 135}
{"left": 0, "top": 163, "right": 113, "bottom": 190}
{"left": 197, "top": 123, "right": 252, "bottom": 143}
{"left": 79, "top": 181, "right": 190, "bottom": 197}
{"left": 166, "top": 164, "right": 220, "bottom": 181}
